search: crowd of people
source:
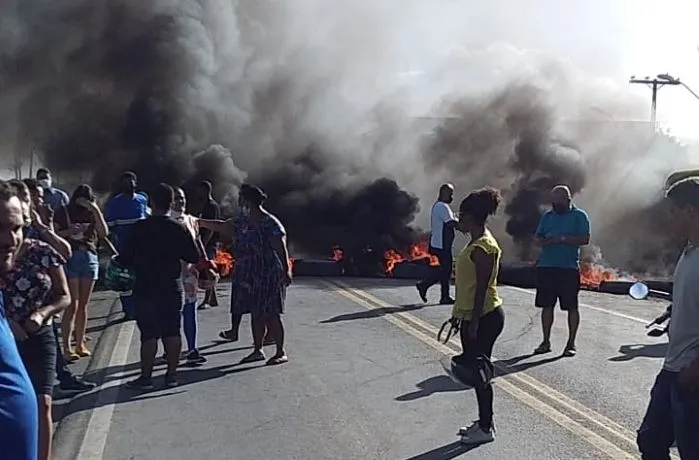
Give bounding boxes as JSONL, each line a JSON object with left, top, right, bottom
{"left": 0, "top": 166, "right": 697, "bottom": 459}
{"left": 0, "top": 169, "right": 291, "bottom": 459}
{"left": 422, "top": 181, "right": 698, "bottom": 457}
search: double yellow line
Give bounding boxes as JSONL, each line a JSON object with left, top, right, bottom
{"left": 325, "top": 280, "right": 677, "bottom": 460}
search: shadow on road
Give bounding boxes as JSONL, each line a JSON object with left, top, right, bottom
{"left": 493, "top": 353, "right": 563, "bottom": 379}
{"left": 396, "top": 375, "right": 465, "bottom": 401}
{"left": 54, "top": 362, "right": 266, "bottom": 424}
{"left": 320, "top": 303, "right": 432, "bottom": 323}
{"left": 403, "top": 441, "right": 477, "bottom": 459}
{"left": 396, "top": 353, "right": 562, "bottom": 402}
{"left": 608, "top": 343, "right": 668, "bottom": 362}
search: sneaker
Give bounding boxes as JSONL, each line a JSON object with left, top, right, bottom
{"left": 59, "top": 377, "right": 97, "bottom": 393}
{"left": 164, "top": 374, "right": 178, "bottom": 388}
{"left": 439, "top": 297, "right": 455, "bottom": 305}
{"left": 416, "top": 283, "right": 428, "bottom": 303}
{"left": 186, "top": 350, "right": 207, "bottom": 365}
{"left": 563, "top": 345, "right": 577, "bottom": 357}
{"left": 126, "top": 377, "right": 154, "bottom": 391}
{"left": 458, "top": 422, "right": 495, "bottom": 445}
{"left": 534, "top": 342, "right": 552, "bottom": 355}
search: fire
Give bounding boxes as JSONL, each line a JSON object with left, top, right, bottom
{"left": 579, "top": 263, "right": 617, "bottom": 288}
{"left": 213, "top": 247, "right": 235, "bottom": 277}
{"left": 384, "top": 240, "right": 439, "bottom": 274}
{"left": 330, "top": 247, "right": 344, "bottom": 261}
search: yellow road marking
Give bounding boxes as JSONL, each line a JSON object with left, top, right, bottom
{"left": 348, "top": 286, "right": 639, "bottom": 443}
{"left": 324, "top": 280, "right": 652, "bottom": 460}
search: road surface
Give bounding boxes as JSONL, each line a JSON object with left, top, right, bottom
{"left": 53, "top": 278, "right": 677, "bottom": 460}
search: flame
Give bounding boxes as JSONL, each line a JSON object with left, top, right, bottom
{"left": 579, "top": 263, "right": 617, "bottom": 288}
{"left": 214, "top": 247, "right": 235, "bottom": 277}
{"left": 384, "top": 240, "right": 439, "bottom": 274}
{"left": 330, "top": 247, "right": 344, "bottom": 261}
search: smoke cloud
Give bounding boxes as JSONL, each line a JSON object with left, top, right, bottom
{"left": 0, "top": 0, "right": 692, "bottom": 272}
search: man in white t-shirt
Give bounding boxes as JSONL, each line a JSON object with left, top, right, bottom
{"left": 416, "top": 183, "right": 457, "bottom": 304}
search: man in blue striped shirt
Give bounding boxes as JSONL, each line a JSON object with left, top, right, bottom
{"left": 105, "top": 172, "right": 149, "bottom": 321}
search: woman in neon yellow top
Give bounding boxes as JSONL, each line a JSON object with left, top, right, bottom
{"left": 451, "top": 187, "right": 505, "bottom": 446}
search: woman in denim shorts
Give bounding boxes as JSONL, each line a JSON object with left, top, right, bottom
{"left": 54, "top": 185, "right": 109, "bottom": 360}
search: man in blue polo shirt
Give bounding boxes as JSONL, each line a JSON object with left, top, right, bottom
{"left": 0, "top": 180, "right": 38, "bottom": 460}
{"left": 105, "top": 171, "right": 149, "bottom": 321}
{"left": 533, "top": 185, "right": 590, "bottom": 358}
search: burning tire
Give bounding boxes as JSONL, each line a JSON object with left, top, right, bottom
{"left": 497, "top": 265, "right": 537, "bottom": 288}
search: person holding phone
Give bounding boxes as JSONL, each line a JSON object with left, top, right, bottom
{"left": 54, "top": 185, "right": 109, "bottom": 360}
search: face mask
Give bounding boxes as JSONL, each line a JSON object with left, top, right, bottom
{"left": 39, "top": 178, "right": 51, "bottom": 189}
{"left": 551, "top": 202, "right": 569, "bottom": 213}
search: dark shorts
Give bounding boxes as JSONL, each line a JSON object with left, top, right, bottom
{"left": 535, "top": 267, "right": 580, "bottom": 311}
{"left": 16, "top": 324, "right": 57, "bottom": 397}
{"left": 135, "top": 291, "right": 183, "bottom": 342}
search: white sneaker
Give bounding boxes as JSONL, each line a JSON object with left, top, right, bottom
{"left": 458, "top": 422, "right": 495, "bottom": 445}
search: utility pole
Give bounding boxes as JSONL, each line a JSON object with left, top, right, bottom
{"left": 629, "top": 75, "right": 681, "bottom": 126}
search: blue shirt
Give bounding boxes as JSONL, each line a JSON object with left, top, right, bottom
{"left": 42, "top": 187, "right": 69, "bottom": 211}
{"left": 0, "top": 291, "right": 39, "bottom": 460}
{"left": 105, "top": 192, "right": 149, "bottom": 251}
{"left": 535, "top": 205, "right": 591, "bottom": 269}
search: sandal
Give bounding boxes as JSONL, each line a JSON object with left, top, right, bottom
{"left": 218, "top": 330, "right": 238, "bottom": 342}
{"left": 240, "top": 351, "right": 266, "bottom": 364}
{"left": 266, "top": 354, "right": 289, "bottom": 366}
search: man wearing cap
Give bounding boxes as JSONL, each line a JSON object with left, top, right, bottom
{"left": 105, "top": 171, "right": 149, "bottom": 321}
{"left": 533, "top": 185, "right": 590, "bottom": 357}
{"left": 36, "top": 168, "right": 69, "bottom": 212}
{"left": 637, "top": 176, "right": 699, "bottom": 459}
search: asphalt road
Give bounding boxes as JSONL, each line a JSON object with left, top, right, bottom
{"left": 53, "top": 278, "right": 678, "bottom": 460}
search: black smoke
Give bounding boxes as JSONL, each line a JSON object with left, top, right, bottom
{"left": 0, "top": 1, "right": 693, "bottom": 274}
{"left": 0, "top": 0, "right": 423, "bottom": 262}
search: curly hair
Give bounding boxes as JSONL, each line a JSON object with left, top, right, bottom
{"left": 458, "top": 187, "right": 502, "bottom": 225}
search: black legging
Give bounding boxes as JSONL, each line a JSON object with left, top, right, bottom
{"left": 460, "top": 307, "right": 505, "bottom": 430}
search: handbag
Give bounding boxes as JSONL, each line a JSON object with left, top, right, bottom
{"left": 441, "top": 353, "right": 495, "bottom": 390}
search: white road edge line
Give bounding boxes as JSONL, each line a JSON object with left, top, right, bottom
{"left": 505, "top": 285, "right": 651, "bottom": 325}
{"left": 76, "top": 320, "right": 136, "bottom": 460}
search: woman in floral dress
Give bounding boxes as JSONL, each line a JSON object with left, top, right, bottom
{"left": 199, "top": 184, "right": 292, "bottom": 365}
{"left": 2, "top": 220, "right": 70, "bottom": 460}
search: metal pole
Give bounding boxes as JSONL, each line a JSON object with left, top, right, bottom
{"left": 651, "top": 80, "right": 658, "bottom": 127}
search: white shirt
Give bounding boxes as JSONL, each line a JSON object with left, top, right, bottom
{"left": 430, "top": 201, "right": 456, "bottom": 250}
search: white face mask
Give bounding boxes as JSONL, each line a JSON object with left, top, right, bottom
{"left": 39, "top": 178, "right": 51, "bottom": 189}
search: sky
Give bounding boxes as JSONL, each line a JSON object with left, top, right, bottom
{"left": 469, "top": 0, "right": 699, "bottom": 141}
{"left": 623, "top": 0, "right": 699, "bottom": 140}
